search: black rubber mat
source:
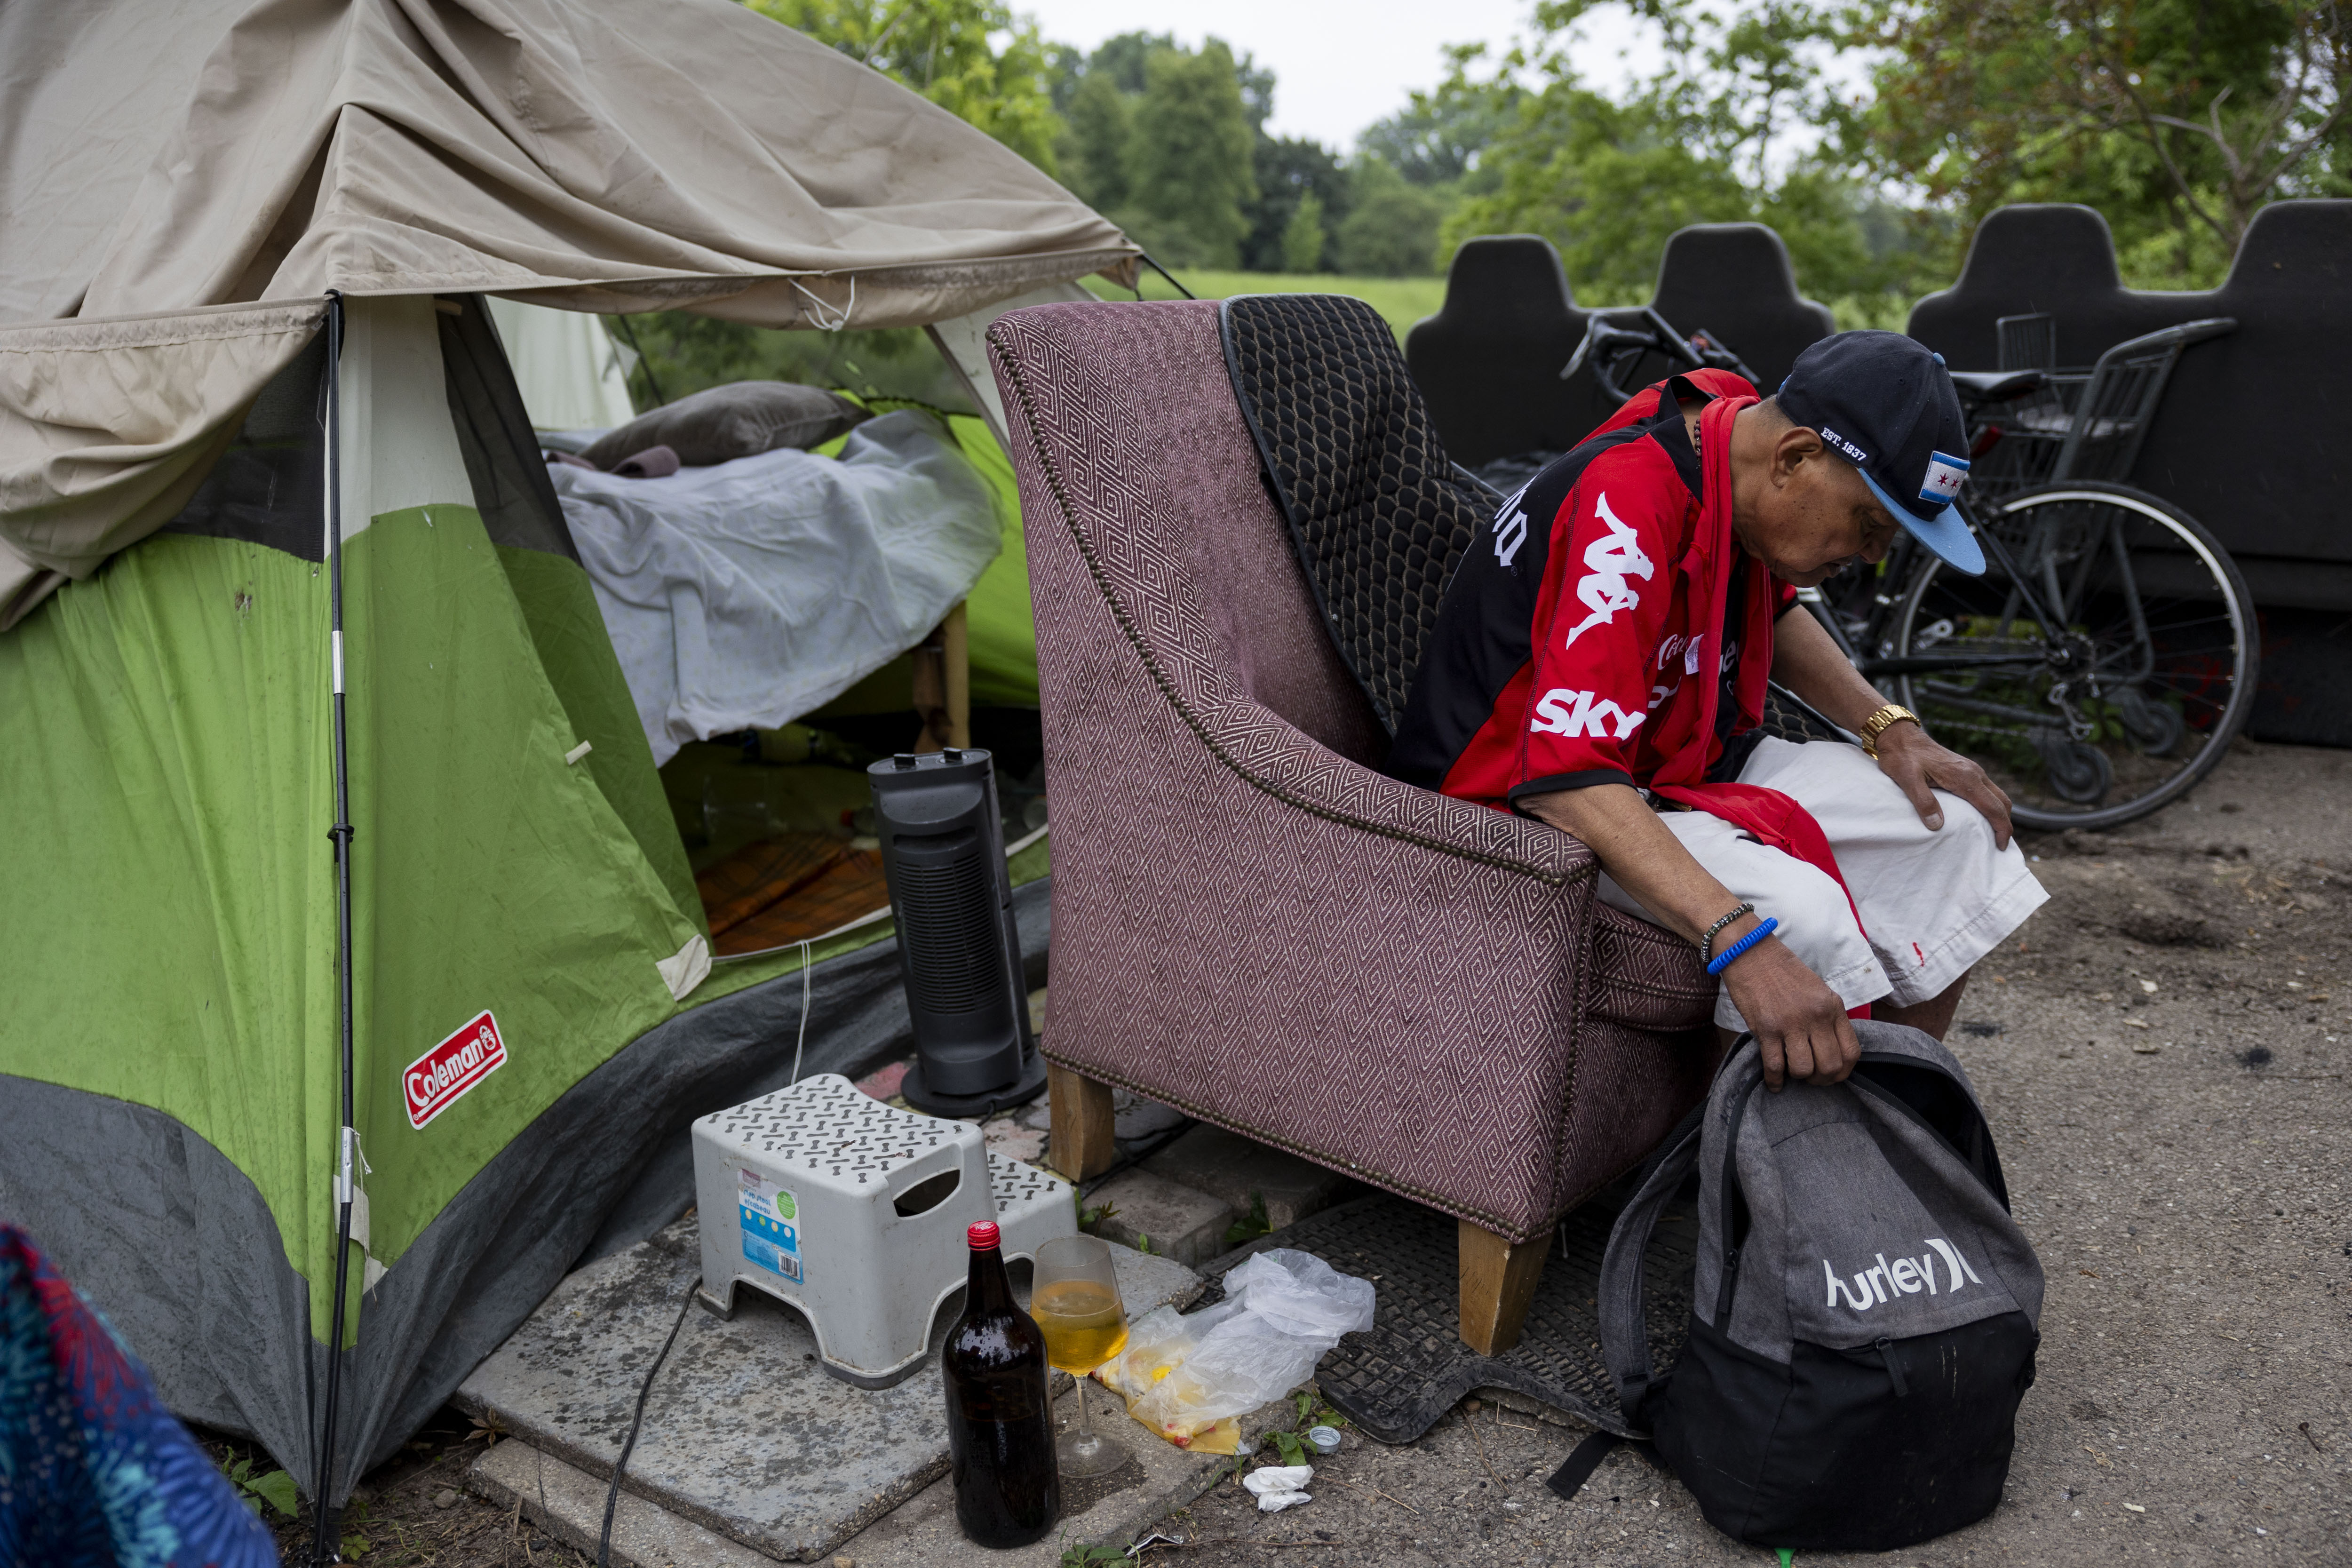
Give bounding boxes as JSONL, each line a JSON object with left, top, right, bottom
{"left": 1202, "top": 1183, "right": 1698, "bottom": 1445}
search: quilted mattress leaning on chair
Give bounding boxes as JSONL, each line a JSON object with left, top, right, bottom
{"left": 984, "top": 297, "right": 1720, "bottom": 1354}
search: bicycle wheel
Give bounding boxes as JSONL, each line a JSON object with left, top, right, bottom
{"left": 1885, "top": 481, "right": 2257, "bottom": 830}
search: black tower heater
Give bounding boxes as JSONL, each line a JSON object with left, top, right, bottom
{"left": 867, "top": 748, "right": 1045, "bottom": 1117}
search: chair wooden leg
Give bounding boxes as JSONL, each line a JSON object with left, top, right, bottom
{"left": 1047, "top": 1062, "right": 1116, "bottom": 1181}
{"left": 1459, "top": 1218, "right": 1551, "bottom": 1355}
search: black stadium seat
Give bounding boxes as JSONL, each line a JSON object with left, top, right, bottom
{"left": 1649, "top": 223, "right": 1836, "bottom": 395}
{"left": 1907, "top": 200, "right": 2352, "bottom": 744}
{"left": 1403, "top": 236, "right": 1594, "bottom": 470}
{"left": 1405, "top": 226, "right": 1837, "bottom": 469}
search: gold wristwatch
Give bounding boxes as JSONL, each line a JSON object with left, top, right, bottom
{"left": 1858, "top": 703, "right": 1919, "bottom": 758}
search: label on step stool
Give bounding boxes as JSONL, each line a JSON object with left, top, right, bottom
{"left": 738, "top": 1169, "right": 803, "bottom": 1283}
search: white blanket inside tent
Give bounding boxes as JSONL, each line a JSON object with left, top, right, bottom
{"left": 552, "top": 410, "right": 1001, "bottom": 765}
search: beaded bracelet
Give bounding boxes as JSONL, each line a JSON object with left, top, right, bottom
{"left": 1706, "top": 916, "right": 1779, "bottom": 977}
{"left": 1698, "top": 901, "right": 1756, "bottom": 964}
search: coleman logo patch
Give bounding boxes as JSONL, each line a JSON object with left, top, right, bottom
{"left": 405, "top": 1011, "right": 508, "bottom": 1129}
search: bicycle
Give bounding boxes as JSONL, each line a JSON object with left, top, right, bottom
{"left": 1559, "top": 305, "right": 1760, "bottom": 400}
{"left": 1550, "top": 310, "right": 2258, "bottom": 830}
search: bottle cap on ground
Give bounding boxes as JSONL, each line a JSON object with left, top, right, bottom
{"left": 967, "top": 1220, "right": 1001, "bottom": 1250}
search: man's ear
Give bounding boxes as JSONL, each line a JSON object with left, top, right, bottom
{"left": 1772, "top": 424, "right": 1825, "bottom": 486}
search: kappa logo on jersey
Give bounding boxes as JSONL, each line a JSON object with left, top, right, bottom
{"left": 1532, "top": 687, "right": 1647, "bottom": 740}
{"left": 1563, "top": 493, "right": 1654, "bottom": 647}
{"left": 1822, "top": 1237, "right": 1984, "bottom": 1313}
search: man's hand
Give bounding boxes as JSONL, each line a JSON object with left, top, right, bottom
{"left": 1522, "top": 781, "right": 1860, "bottom": 1090}
{"left": 1872, "top": 720, "right": 2014, "bottom": 849}
{"left": 1718, "top": 932, "right": 1859, "bottom": 1090}
{"left": 1771, "top": 608, "right": 2015, "bottom": 850}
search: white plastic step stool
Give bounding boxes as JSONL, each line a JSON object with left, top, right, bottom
{"left": 691, "top": 1073, "right": 1074, "bottom": 1387}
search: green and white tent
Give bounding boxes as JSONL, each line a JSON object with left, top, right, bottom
{"left": 0, "top": 0, "right": 1130, "bottom": 1507}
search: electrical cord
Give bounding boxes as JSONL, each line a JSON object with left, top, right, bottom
{"left": 596, "top": 1284, "right": 696, "bottom": 1568}
{"left": 598, "top": 938, "right": 812, "bottom": 1563}
{"left": 1073, "top": 1113, "right": 1198, "bottom": 1201}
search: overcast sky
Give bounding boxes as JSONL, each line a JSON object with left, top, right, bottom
{"left": 1016, "top": 0, "right": 1671, "bottom": 151}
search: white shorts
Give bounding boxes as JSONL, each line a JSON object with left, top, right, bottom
{"left": 1597, "top": 738, "right": 2050, "bottom": 1030}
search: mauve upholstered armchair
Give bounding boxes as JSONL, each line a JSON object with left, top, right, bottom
{"left": 986, "top": 299, "right": 1720, "bottom": 1353}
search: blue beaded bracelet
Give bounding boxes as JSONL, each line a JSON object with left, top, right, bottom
{"left": 1706, "top": 915, "right": 1778, "bottom": 977}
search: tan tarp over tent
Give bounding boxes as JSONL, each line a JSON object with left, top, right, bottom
{"left": 0, "top": 0, "right": 1137, "bottom": 625}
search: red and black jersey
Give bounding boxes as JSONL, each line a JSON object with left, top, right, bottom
{"left": 1385, "top": 371, "right": 1795, "bottom": 808}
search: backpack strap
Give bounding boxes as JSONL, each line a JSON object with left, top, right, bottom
{"left": 1851, "top": 1047, "right": 2013, "bottom": 1210}
{"left": 1594, "top": 1099, "right": 1706, "bottom": 1434}
{"left": 1598, "top": 1039, "right": 1770, "bottom": 1432}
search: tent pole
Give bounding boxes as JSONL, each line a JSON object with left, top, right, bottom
{"left": 311, "top": 290, "right": 359, "bottom": 1566}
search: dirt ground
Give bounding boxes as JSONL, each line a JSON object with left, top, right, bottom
{"left": 199, "top": 1408, "right": 602, "bottom": 1568}
{"left": 1141, "top": 739, "right": 2352, "bottom": 1566}
{"left": 228, "top": 739, "right": 2348, "bottom": 1567}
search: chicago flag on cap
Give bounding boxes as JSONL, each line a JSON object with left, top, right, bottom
{"left": 1920, "top": 451, "right": 1970, "bottom": 505}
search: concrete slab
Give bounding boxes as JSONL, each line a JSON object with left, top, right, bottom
{"left": 1084, "top": 1169, "right": 1234, "bottom": 1268}
{"left": 467, "top": 1438, "right": 778, "bottom": 1568}
{"left": 468, "top": 1385, "right": 1296, "bottom": 1568}
{"left": 979, "top": 1114, "right": 1046, "bottom": 1165}
{"left": 832, "top": 1386, "right": 1295, "bottom": 1568}
{"left": 455, "top": 1213, "right": 1201, "bottom": 1564}
{"left": 1141, "top": 1123, "right": 1367, "bottom": 1232}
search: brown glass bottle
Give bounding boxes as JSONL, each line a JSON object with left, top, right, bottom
{"left": 942, "top": 1220, "right": 1060, "bottom": 1547}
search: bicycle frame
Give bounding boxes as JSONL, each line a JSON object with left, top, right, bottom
{"left": 1806, "top": 496, "right": 2130, "bottom": 741}
{"left": 1807, "top": 500, "right": 2053, "bottom": 671}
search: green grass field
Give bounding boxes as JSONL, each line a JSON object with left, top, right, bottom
{"left": 1081, "top": 269, "right": 1913, "bottom": 342}
{"left": 1083, "top": 270, "right": 1448, "bottom": 341}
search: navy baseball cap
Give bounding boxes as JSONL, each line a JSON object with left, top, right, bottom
{"left": 1775, "top": 331, "right": 1984, "bottom": 575}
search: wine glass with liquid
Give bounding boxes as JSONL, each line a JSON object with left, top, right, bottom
{"left": 1030, "top": 1234, "right": 1132, "bottom": 1478}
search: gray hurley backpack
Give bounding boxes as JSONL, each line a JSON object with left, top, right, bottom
{"left": 1595, "top": 1021, "right": 2045, "bottom": 1552}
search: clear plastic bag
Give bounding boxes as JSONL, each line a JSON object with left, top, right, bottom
{"left": 1093, "top": 1250, "right": 1376, "bottom": 1448}
{"left": 1221, "top": 1249, "right": 1377, "bottom": 1340}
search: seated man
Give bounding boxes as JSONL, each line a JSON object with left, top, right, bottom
{"left": 1385, "top": 332, "right": 2046, "bottom": 1089}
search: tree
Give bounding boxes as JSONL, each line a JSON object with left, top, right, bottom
{"left": 1437, "top": 1, "right": 1938, "bottom": 302}
{"left": 1084, "top": 30, "right": 1176, "bottom": 95}
{"left": 748, "top": 0, "right": 1065, "bottom": 173}
{"left": 1445, "top": 85, "right": 1757, "bottom": 295}
{"left": 1358, "top": 43, "right": 1524, "bottom": 187}
{"left": 1243, "top": 135, "right": 1351, "bottom": 271}
{"left": 1059, "top": 70, "right": 1133, "bottom": 211}
{"left": 1281, "top": 191, "right": 1328, "bottom": 272}
{"left": 1862, "top": 0, "right": 2352, "bottom": 279}
{"left": 1123, "top": 41, "right": 1260, "bottom": 267}
{"left": 1334, "top": 159, "right": 1451, "bottom": 276}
